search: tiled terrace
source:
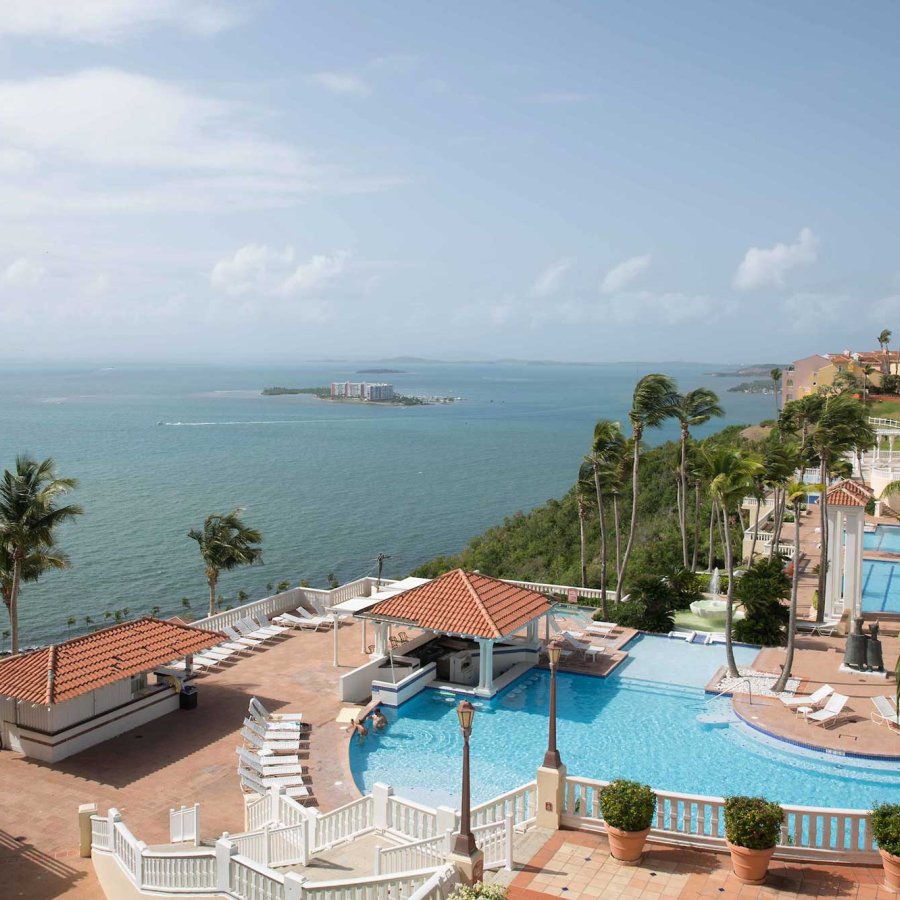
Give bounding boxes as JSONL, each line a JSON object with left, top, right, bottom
{"left": 505, "top": 830, "right": 892, "bottom": 899}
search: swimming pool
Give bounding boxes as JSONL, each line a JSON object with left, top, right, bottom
{"left": 864, "top": 524, "right": 900, "bottom": 554}
{"left": 350, "top": 636, "right": 900, "bottom": 811}
{"left": 863, "top": 558, "right": 900, "bottom": 613}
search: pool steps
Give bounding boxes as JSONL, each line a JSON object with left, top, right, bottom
{"left": 667, "top": 629, "right": 727, "bottom": 645}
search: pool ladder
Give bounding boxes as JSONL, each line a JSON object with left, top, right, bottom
{"left": 705, "top": 678, "right": 753, "bottom": 706}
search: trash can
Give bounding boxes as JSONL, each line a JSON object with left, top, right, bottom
{"left": 179, "top": 685, "right": 198, "bottom": 710}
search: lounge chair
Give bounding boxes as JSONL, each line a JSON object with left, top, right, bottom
{"left": 236, "top": 747, "right": 306, "bottom": 777}
{"left": 807, "top": 693, "right": 849, "bottom": 728}
{"left": 781, "top": 684, "right": 834, "bottom": 711}
{"left": 585, "top": 624, "right": 616, "bottom": 639}
{"left": 796, "top": 618, "right": 841, "bottom": 637}
{"left": 557, "top": 631, "right": 605, "bottom": 663}
{"left": 243, "top": 717, "right": 309, "bottom": 745}
{"left": 241, "top": 726, "right": 305, "bottom": 755}
{"left": 273, "top": 610, "right": 331, "bottom": 631}
{"left": 249, "top": 697, "right": 307, "bottom": 724}
{"left": 252, "top": 614, "right": 289, "bottom": 636}
{"left": 871, "top": 696, "right": 900, "bottom": 731}
{"left": 233, "top": 618, "right": 278, "bottom": 643}
{"left": 238, "top": 766, "right": 312, "bottom": 799}
{"left": 223, "top": 625, "right": 265, "bottom": 649}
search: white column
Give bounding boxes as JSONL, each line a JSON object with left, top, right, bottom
{"left": 844, "top": 509, "right": 865, "bottom": 618}
{"left": 824, "top": 506, "right": 841, "bottom": 611}
{"left": 476, "top": 639, "right": 494, "bottom": 696}
{"left": 526, "top": 620, "right": 538, "bottom": 643}
{"left": 374, "top": 623, "right": 389, "bottom": 656}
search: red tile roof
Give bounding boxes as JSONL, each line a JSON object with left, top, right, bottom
{"left": 0, "top": 617, "right": 226, "bottom": 705}
{"left": 825, "top": 479, "right": 872, "bottom": 508}
{"left": 364, "top": 569, "right": 551, "bottom": 639}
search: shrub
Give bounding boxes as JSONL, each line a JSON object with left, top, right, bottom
{"left": 449, "top": 883, "right": 509, "bottom": 900}
{"left": 603, "top": 576, "right": 676, "bottom": 633}
{"left": 600, "top": 780, "right": 656, "bottom": 832}
{"left": 872, "top": 804, "right": 900, "bottom": 857}
{"left": 724, "top": 796, "right": 783, "bottom": 850}
{"left": 732, "top": 558, "right": 790, "bottom": 646}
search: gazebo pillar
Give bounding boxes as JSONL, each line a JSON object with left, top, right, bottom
{"left": 526, "top": 620, "right": 538, "bottom": 643}
{"left": 844, "top": 507, "right": 865, "bottom": 618}
{"left": 374, "top": 623, "right": 390, "bottom": 656}
{"left": 824, "top": 506, "right": 843, "bottom": 615}
{"left": 475, "top": 639, "right": 494, "bottom": 696}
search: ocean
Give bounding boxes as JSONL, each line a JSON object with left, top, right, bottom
{"left": 0, "top": 361, "right": 772, "bottom": 647}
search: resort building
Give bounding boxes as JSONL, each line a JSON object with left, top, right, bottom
{"left": 330, "top": 381, "right": 395, "bottom": 401}
{"left": 0, "top": 617, "right": 224, "bottom": 762}
{"left": 782, "top": 349, "right": 900, "bottom": 405}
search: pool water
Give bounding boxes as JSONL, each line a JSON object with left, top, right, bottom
{"left": 863, "top": 558, "right": 900, "bottom": 613}
{"left": 350, "top": 637, "right": 900, "bottom": 811}
{"left": 864, "top": 525, "right": 900, "bottom": 554}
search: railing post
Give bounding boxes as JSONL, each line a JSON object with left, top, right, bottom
{"left": 373, "top": 783, "right": 393, "bottom": 831}
{"left": 504, "top": 815, "right": 514, "bottom": 870}
{"left": 135, "top": 840, "right": 147, "bottom": 887}
{"left": 272, "top": 786, "right": 284, "bottom": 826}
{"left": 192, "top": 802, "right": 201, "bottom": 846}
{"left": 215, "top": 836, "right": 236, "bottom": 894}
{"left": 443, "top": 828, "right": 454, "bottom": 855}
{"left": 78, "top": 803, "right": 97, "bottom": 858}
{"left": 437, "top": 806, "right": 458, "bottom": 838}
{"left": 284, "top": 871, "right": 306, "bottom": 900}
{"left": 374, "top": 844, "right": 383, "bottom": 875}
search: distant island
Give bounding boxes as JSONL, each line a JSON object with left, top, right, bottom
{"left": 357, "top": 368, "right": 406, "bottom": 374}
{"left": 261, "top": 386, "right": 443, "bottom": 406}
{"left": 708, "top": 364, "right": 784, "bottom": 378}
{"left": 727, "top": 379, "right": 774, "bottom": 394}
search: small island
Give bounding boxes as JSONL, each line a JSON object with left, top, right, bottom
{"left": 261, "top": 386, "right": 436, "bottom": 406}
{"left": 727, "top": 380, "right": 774, "bottom": 394}
{"left": 356, "top": 368, "right": 407, "bottom": 375}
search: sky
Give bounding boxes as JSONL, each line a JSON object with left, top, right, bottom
{"left": 0, "top": 0, "right": 898, "bottom": 364}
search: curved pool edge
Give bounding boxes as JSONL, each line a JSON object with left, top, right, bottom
{"left": 732, "top": 698, "right": 900, "bottom": 763}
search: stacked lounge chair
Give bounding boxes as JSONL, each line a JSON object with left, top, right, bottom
{"left": 273, "top": 606, "right": 333, "bottom": 631}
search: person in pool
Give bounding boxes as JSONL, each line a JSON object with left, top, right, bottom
{"left": 350, "top": 718, "right": 368, "bottom": 744}
{"left": 370, "top": 707, "right": 388, "bottom": 732}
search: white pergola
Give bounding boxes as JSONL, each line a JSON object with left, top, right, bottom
{"left": 823, "top": 480, "right": 873, "bottom": 620}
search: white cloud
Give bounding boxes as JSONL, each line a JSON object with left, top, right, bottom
{"left": 1, "top": 257, "right": 45, "bottom": 287}
{"left": 0, "top": 0, "right": 240, "bottom": 42}
{"left": 783, "top": 292, "right": 849, "bottom": 331}
{"left": 0, "top": 69, "right": 400, "bottom": 215}
{"left": 598, "top": 291, "right": 724, "bottom": 325}
{"left": 84, "top": 273, "right": 111, "bottom": 296}
{"left": 309, "top": 72, "right": 372, "bottom": 97}
{"left": 600, "top": 254, "right": 651, "bottom": 294}
{"left": 733, "top": 227, "right": 819, "bottom": 291}
{"left": 210, "top": 245, "right": 352, "bottom": 299}
{"left": 532, "top": 258, "right": 572, "bottom": 297}
{"left": 532, "top": 91, "right": 590, "bottom": 104}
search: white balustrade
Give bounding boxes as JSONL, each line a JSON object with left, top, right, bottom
{"left": 230, "top": 856, "right": 286, "bottom": 900}
{"left": 90, "top": 815, "right": 112, "bottom": 852}
{"left": 470, "top": 781, "right": 536, "bottom": 828}
{"left": 312, "top": 796, "right": 374, "bottom": 851}
{"left": 141, "top": 850, "right": 217, "bottom": 892}
{"left": 170, "top": 803, "right": 200, "bottom": 844}
{"left": 277, "top": 792, "right": 313, "bottom": 827}
{"left": 376, "top": 833, "right": 448, "bottom": 874}
{"left": 388, "top": 796, "right": 438, "bottom": 840}
{"left": 301, "top": 866, "right": 440, "bottom": 900}
{"left": 406, "top": 865, "right": 459, "bottom": 900}
{"left": 248, "top": 793, "right": 274, "bottom": 831}
{"left": 501, "top": 578, "right": 610, "bottom": 601}
{"left": 562, "top": 776, "right": 879, "bottom": 863}
{"left": 472, "top": 816, "right": 513, "bottom": 870}
{"left": 111, "top": 814, "right": 144, "bottom": 885}
{"left": 231, "top": 830, "right": 268, "bottom": 864}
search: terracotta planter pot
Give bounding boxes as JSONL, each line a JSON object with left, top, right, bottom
{"left": 880, "top": 848, "right": 900, "bottom": 894}
{"left": 606, "top": 826, "right": 650, "bottom": 864}
{"left": 726, "top": 840, "right": 775, "bottom": 885}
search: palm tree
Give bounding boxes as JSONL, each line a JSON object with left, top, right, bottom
{"left": 772, "top": 479, "right": 820, "bottom": 693}
{"left": 762, "top": 442, "right": 800, "bottom": 560}
{"left": 879, "top": 329, "right": 893, "bottom": 377}
{"left": 188, "top": 509, "right": 263, "bottom": 617}
{"left": 861, "top": 364, "right": 875, "bottom": 403}
{"left": 705, "top": 446, "right": 760, "bottom": 676}
{"left": 770, "top": 368, "right": 782, "bottom": 417}
{"left": 616, "top": 374, "right": 678, "bottom": 601}
{"left": 0, "top": 456, "right": 82, "bottom": 654}
{"left": 575, "top": 463, "right": 595, "bottom": 589}
{"left": 672, "top": 389, "right": 723, "bottom": 568}
{"left": 1, "top": 544, "right": 71, "bottom": 636}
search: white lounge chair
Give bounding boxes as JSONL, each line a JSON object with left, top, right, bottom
{"left": 274, "top": 608, "right": 332, "bottom": 631}
{"left": 796, "top": 618, "right": 841, "bottom": 637}
{"left": 236, "top": 747, "right": 306, "bottom": 777}
{"left": 557, "top": 631, "right": 605, "bottom": 663}
{"left": 242, "top": 726, "right": 305, "bottom": 755}
{"left": 807, "top": 693, "right": 849, "bottom": 728}
{"left": 781, "top": 684, "right": 834, "bottom": 711}
{"left": 249, "top": 697, "right": 307, "bottom": 724}
{"left": 234, "top": 619, "right": 278, "bottom": 643}
{"left": 223, "top": 625, "right": 265, "bottom": 649}
{"left": 871, "top": 696, "right": 900, "bottom": 731}
{"left": 585, "top": 624, "right": 616, "bottom": 639}
{"left": 243, "top": 716, "right": 308, "bottom": 741}
{"left": 238, "top": 766, "right": 311, "bottom": 799}
{"left": 252, "top": 614, "right": 289, "bottom": 636}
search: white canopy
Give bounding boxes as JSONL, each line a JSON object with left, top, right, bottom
{"left": 327, "top": 576, "right": 431, "bottom": 614}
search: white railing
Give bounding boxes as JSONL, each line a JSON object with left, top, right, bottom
{"left": 111, "top": 812, "right": 145, "bottom": 885}
{"left": 248, "top": 792, "right": 274, "bottom": 832}
{"left": 193, "top": 587, "right": 307, "bottom": 632}
{"left": 561, "top": 776, "right": 878, "bottom": 863}
{"left": 90, "top": 815, "right": 112, "bottom": 852}
{"left": 231, "top": 822, "right": 309, "bottom": 868}
{"left": 471, "top": 781, "right": 537, "bottom": 829}
{"left": 869, "top": 416, "right": 900, "bottom": 429}
{"left": 472, "top": 817, "right": 513, "bottom": 870}
{"left": 301, "top": 867, "right": 441, "bottom": 900}
{"left": 312, "top": 796, "right": 374, "bottom": 851}
{"left": 277, "top": 792, "right": 313, "bottom": 828}
{"left": 229, "top": 855, "right": 286, "bottom": 900}
{"left": 502, "top": 578, "right": 610, "bottom": 601}
{"left": 326, "top": 577, "right": 377, "bottom": 607}
{"left": 407, "top": 865, "right": 459, "bottom": 900}
{"left": 170, "top": 803, "right": 200, "bottom": 844}
{"left": 388, "top": 796, "right": 438, "bottom": 840}
{"left": 376, "top": 833, "right": 448, "bottom": 874}
{"left": 142, "top": 849, "right": 217, "bottom": 892}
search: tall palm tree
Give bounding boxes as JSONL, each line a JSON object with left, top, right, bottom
{"left": 1, "top": 544, "right": 71, "bottom": 645}
{"left": 0, "top": 456, "right": 82, "bottom": 654}
{"left": 772, "top": 479, "right": 820, "bottom": 693}
{"left": 188, "top": 509, "right": 263, "bottom": 616}
{"left": 879, "top": 329, "right": 893, "bottom": 378}
{"left": 615, "top": 374, "right": 679, "bottom": 601}
{"left": 770, "top": 368, "right": 782, "bottom": 417}
{"left": 672, "top": 389, "right": 723, "bottom": 568}
{"left": 762, "top": 442, "right": 800, "bottom": 560}
{"left": 575, "top": 463, "right": 595, "bottom": 589}
{"left": 861, "top": 364, "right": 875, "bottom": 403}
{"left": 808, "top": 395, "right": 874, "bottom": 623}
{"left": 705, "top": 446, "right": 760, "bottom": 676}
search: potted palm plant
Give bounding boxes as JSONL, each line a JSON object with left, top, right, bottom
{"left": 600, "top": 779, "right": 657, "bottom": 863}
{"left": 872, "top": 804, "right": 900, "bottom": 892}
{"left": 723, "top": 796, "right": 783, "bottom": 884}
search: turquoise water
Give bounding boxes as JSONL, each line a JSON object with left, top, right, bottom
{"left": 0, "top": 362, "right": 770, "bottom": 647}
{"left": 862, "top": 559, "right": 900, "bottom": 613}
{"left": 350, "top": 636, "right": 900, "bottom": 811}
{"left": 864, "top": 525, "right": 900, "bottom": 554}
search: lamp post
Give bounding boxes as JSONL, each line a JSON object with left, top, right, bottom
{"left": 543, "top": 638, "right": 563, "bottom": 769}
{"left": 453, "top": 699, "right": 477, "bottom": 856}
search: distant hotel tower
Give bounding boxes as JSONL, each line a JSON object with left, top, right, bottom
{"left": 330, "top": 382, "right": 395, "bottom": 401}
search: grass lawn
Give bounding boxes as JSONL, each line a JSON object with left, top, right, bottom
{"left": 673, "top": 610, "right": 726, "bottom": 633}
{"left": 872, "top": 399, "right": 900, "bottom": 419}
